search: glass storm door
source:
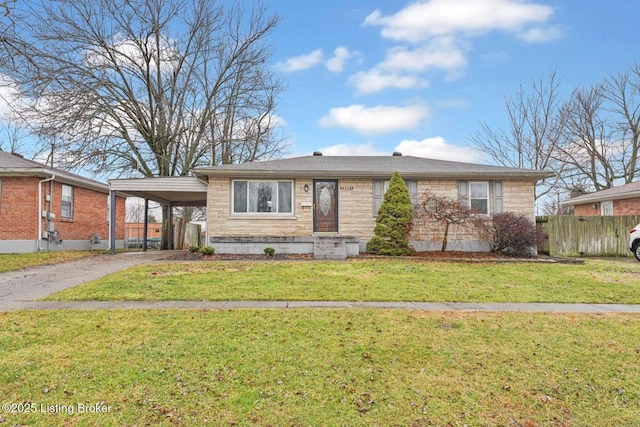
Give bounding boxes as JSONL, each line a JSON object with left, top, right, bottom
{"left": 313, "top": 180, "right": 338, "bottom": 233}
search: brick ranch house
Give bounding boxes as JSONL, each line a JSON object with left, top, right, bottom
{"left": 0, "top": 151, "right": 126, "bottom": 253}
{"left": 109, "top": 153, "right": 552, "bottom": 258}
{"left": 562, "top": 181, "right": 640, "bottom": 216}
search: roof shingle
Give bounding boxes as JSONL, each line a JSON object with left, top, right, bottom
{"left": 195, "top": 155, "right": 553, "bottom": 180}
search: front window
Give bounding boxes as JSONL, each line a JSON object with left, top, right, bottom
{"left": 61, "top": 184, "right": 73, "bottom": 218}
{"left": 373, "top": 179, "right": 417, "bottom": 216}
{"left": 601, "top": 200, "right": 613, "bottom": 216}
{"left": 469, "top": 182, "right": 488, "bottom": 214}
{"left": 233, "top": 180, "right": 293, "bottom": 214}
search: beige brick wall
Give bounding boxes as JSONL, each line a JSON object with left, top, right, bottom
{"left": 410, "top": 179, "right": 536, "bottom": 244}
{"left": 338, "top": 179, "right": 376, "bottom": 238}
{"left": 207, "top": 178, "right": 313, "bottom": 237}
{"left": 206, "top": 177, "right": 538, "bottom": 241}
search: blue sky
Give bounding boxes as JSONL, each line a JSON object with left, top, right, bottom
{"left": 267, "top": 0, "right": 640, "bottom": 163}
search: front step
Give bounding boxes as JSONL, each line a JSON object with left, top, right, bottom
{"left": 313, "top": 236, "right": 348, "bottom": 260}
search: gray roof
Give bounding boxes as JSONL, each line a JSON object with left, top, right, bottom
{"left": 194, "top": 155, "right": 553, "bottom": 180}
{"left": 0, "top": 151, "right": 110, "bottom": 193}
{"left": 563, "top": 181, "right": 640, "bottom": 205}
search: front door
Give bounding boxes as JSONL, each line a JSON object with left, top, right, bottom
{"left": 313, "top": 180, "right": 338, "bottom": 233}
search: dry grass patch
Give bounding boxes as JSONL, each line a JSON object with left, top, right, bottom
{"left": 0, "top": 251, "right": 97, "bottom": 273}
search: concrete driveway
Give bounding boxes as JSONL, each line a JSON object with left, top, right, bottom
{"left": 0, "top": 251, "right": 172, "bottom": 311}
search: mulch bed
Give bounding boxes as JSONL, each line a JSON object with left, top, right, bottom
{"left": 164, "top": 251, "right": 578, "bottom": 263}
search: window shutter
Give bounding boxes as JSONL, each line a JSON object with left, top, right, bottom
{"left": 458, "top": 180, "right": 469, "bottom": 206}
{"left": 407, "top": 180, "right": 418, "bottom": 207}
{"left": 492, "top": 181, "right": 503, "bottom": 214}
{"left": 373, "top": 180, "right": 383, "bottom": 216}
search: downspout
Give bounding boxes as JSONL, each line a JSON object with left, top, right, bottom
{"left": 37, "top": 175, "right": 55, "bottom": 251}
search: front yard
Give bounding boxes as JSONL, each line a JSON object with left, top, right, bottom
{"left": 46, "top": 258, "right": 640, "bottom": 303}
{"left": 1, "top": 309, "right": 639, "bottom": 426}
{"left": 2, "top": 255, "right": 640, "bottom": 425}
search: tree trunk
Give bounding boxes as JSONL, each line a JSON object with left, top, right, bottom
{"left": 441, "top": 223, "right": 450, "bottom": 252}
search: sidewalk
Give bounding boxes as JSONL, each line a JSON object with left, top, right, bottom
{"left": 18, "top": 300, "right": 640, "bottom": 313}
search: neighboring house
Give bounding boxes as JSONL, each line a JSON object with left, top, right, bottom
{"left": 124, "top": 222, "right": 162, "bottom": 248}
{"left": 0, "top": 151, "right": 125, "bottom": 253}
{"left": 194, "top": 153, "right": 550, "bottom": 257}
{"left": 563, "top": 181, "right": 640, "bottom": 216}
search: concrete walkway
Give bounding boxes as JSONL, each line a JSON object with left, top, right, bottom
{"left": 2, "top": 252, "right": 640, "bottom": 313}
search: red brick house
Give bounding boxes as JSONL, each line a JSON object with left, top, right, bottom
{"left": 563, "top": 181, "right": 640, "bottom": 216}
{"left": 0, "top": 151, "right": 125, "bottom": 253}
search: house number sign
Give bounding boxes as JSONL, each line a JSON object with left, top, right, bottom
{"left": 339, "top": 185, "right": 354, "bottom": 190}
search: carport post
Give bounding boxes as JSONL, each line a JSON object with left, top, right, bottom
{"left": 143, "top": 198, "right": 149, "bottom": 252}
{"left": 167, "top": 203, "right": 174, "bottom": 250}
{"left": 109, "top": 189, "right": 116, "bottom": 255}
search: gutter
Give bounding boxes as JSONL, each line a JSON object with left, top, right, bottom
{"left": 37, "top": 174, "right": 55, "bottom": 251}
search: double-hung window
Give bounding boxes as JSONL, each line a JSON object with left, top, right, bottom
{"left": 61, "top": 184, "right": 74, "bottom": 219}
{"left": 233, "top": 180, "right": 293, "bottom": 214}
{"left": 372, "top": 179, "right": 417, "bottom": 216}
{"left": 458, "top": 180, "right": 503, "bottom": 215}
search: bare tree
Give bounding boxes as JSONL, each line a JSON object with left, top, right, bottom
{"left": 556, "top": 84, "right": 617, "bottom": 191}
{"left": 471, "top": 69, "right": 565, "bottom": 202}
{"left": 602, "top": 63, "right": 640, "bottom": 183}
{"left": 126, "top": 201, "right": 158, "bottom": 224}
{"left": 0, "top": 0, "right": 285, "bottom": 248}
{"left": 0, "top": 0, "right": 285, "bottom": 177}
{"left": 0, "top": 123, "right": 25, "bottom": 154}
{"left": 415, "top": 191, "right": 477, "bottom": 252}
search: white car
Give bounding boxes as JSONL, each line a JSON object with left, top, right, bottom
{"left": 631, "top": 224, "right": 640, "bottom": 261}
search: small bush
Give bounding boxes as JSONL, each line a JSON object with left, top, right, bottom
{"left": 188, "top": 245, "right": 200, "bottom": 253}
{"left": 264, "top": 247, "right": 276, "bottom": 257}
{"left": 489, "top": 212, "right": 541, "bottom": 257}
{"left": 199, "top": 246, "right": 215, "bottom": 256}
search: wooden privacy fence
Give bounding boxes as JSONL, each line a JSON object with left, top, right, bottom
{"left": 537, "top": 215, "right": 640, "bottom": 257}
{"left": 172, "top": 217, "right": 202, "bottom": 249}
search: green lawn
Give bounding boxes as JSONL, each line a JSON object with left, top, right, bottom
{"left": 1, "top": 309, "right": 638, "bottom": 426}
{"left": 46, "top": 258, "right": 640, "bottom": 303}
{"left": 0, "top": 251, "right": 98, "bottom": 273}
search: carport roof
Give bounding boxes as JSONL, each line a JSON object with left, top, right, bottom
{"left": 108, "top": 176, "right": 208, "bottom": 206}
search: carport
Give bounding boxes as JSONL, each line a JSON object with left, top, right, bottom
{"left": 108, "top": 176, "right": 208, "bottom": 254}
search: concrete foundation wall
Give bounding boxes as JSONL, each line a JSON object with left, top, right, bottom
{"left": 0, "top": 239, "right": 125, "bottom": 254}
{"left": 209, "top": 235, "right": 360, "bottom": 257}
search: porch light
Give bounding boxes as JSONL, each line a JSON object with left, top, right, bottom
{"left": 304, "top": 184, "right": 309, "bottom": 192}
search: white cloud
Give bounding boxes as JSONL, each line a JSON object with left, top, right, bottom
{"left": 380, "top": 38, "right": 468, "bottom": 73}
{"left": 275, "top": 49, "right": 324, "bottom": 73}
{"left": 395, "top": 137, "right": 482, "bottom": 163}
{"left": 326, "top": 46, "right": 351, "bottom": 73}
{"left": 517, "top": 26, "right": 564, "bottom": 43}
{"left": 319, "top": 104, "right": 429, "bottom": 135}
{"left": 317, "top": 142, "right": 387, "bottom": 156}
{"left": 353, "top": 0, "right": 560, "bottom": 93}
{"left": 349, "top": 70, "right": 428, "bottom": 95}
{"left": 0, "top": 75, "right": 21, "bottom": 121}
{"left": 364, "top": 0, "right": 555, "bottom": 42}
